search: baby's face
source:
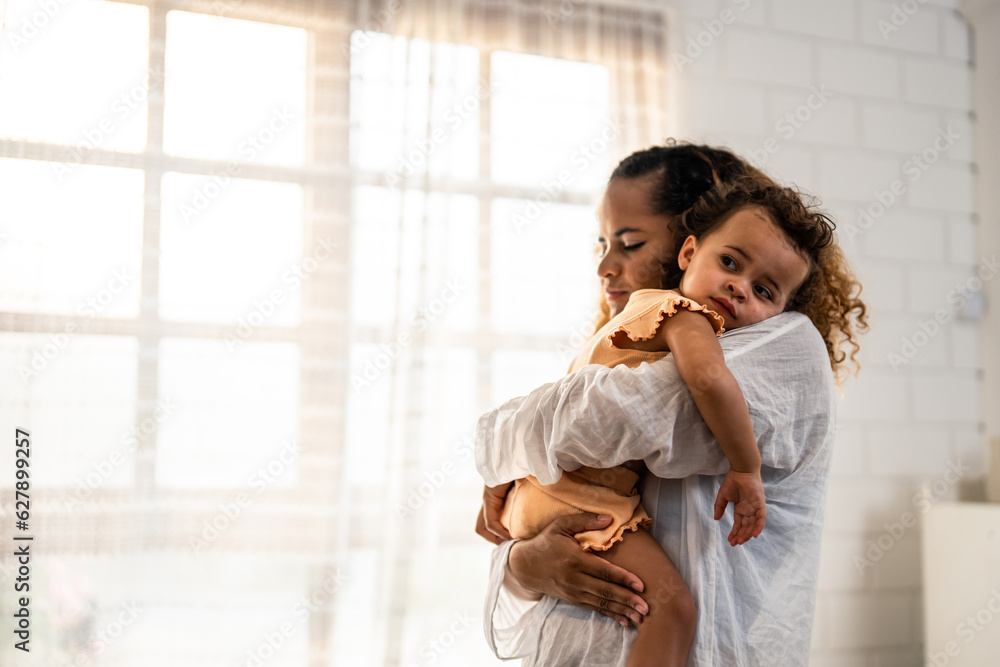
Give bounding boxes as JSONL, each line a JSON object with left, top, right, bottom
{"left": 677, "top": 207, "right": 810, "bottom": 330}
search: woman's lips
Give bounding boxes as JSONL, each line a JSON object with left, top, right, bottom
{"left": 606, "top": 290, "right": 628, "bottom": 305}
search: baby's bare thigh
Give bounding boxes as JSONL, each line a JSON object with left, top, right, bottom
{"left": 600, "top": 528, "right": 690, "bottom": 615}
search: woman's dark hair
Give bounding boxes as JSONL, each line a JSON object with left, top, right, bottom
{"left": 609, "top": 141, "right": 768, "bottom": 218}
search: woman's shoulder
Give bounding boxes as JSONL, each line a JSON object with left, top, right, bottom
{"left": 719, "top": 311, "right": 832, "bottom": 377}
{"left": 721, "top": 311, "right": 829, "bottom": 367}
{"left": 721, "top": 313, "right": 835, "bottom": 419}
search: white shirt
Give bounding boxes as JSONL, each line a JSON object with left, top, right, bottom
{"left": 476, "top": 311, "right": 835, "bottom": 666}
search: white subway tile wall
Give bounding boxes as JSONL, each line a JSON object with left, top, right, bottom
{"left": 676, "top": 0, "right": 979, "bottom": 662}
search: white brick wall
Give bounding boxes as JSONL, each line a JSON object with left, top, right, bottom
{"left": 724, "top": 29, "right": 813, "bottom": 86}
{"left": 941, "top": 10, "right": 971, "bottom": 59}
{"left": 670, "top": 0, "right": 983, "bottom": 663}
{"left": 772, "top": 0, "right": 857, "bottom": 40}
{"left": 903, "top": 58, "right": 971, "bottom": 108}
{"left": 820, "top": 45, "right": 901, "bottom": 99}
{"left": 861, "top": 210, "right": 946, "bottom": 261}
{"left": 861, "top": 1, "right": 941, "bottom": 53}
{"left": 860, "top": 102, "right": 942, "bottom": 153}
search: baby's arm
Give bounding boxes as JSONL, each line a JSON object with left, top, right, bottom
{"left": 614, "top": 309, "right": 765, "bottom": 545}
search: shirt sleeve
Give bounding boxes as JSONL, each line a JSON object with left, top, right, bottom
{"left": 476, "top": 359, "right": 728, "bottom": 486}
{"left": 475, "top": 312, "right": 826, "bottom": 486}
{"left": 483, "top": 540, "right": 559, "bottom": 660}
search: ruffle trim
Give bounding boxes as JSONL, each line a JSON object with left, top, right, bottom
{"left": 579, "top": 514, "right": 654, "bottom": 552}
{"left": 605, "top": 292, "right": 725, "bottom": 349}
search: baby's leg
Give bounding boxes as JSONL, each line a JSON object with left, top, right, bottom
{"left": 599, "top": 528, "right": 696, "bottom": 667}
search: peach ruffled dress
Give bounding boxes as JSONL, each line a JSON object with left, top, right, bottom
{"left": 499, "top": 289, "right": 724, "bottom": 551}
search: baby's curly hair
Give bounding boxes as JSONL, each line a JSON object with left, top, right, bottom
{"left": 662, "top": 178, "right": 869, "bottom": 382}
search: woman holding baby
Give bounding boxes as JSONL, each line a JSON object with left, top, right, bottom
{"left": 474, "top": 142, "right": 867, "bottom": 666}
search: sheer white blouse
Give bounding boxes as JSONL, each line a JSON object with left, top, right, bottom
{"left": 476, "top": 311, "right": 835, "bottom": 666}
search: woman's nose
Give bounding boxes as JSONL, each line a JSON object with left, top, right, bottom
{"left": 598, "top": 252, "right": 619, "bottom": 278}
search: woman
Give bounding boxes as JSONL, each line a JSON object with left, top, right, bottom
{"left": 475, "top": 143, "right": 862, "bottom": 665}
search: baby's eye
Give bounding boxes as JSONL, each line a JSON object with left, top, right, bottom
{"left": 754, "top": 284, "right": 773, "bottom": 300}
{"left": 623, "top": 241, "right": 646, "bottom": 251}
{"left": 721, "top": 255, "right": 737, "bottom": 270}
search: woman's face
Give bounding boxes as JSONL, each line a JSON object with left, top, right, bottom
{"left": 597, "top": 176, "right": 674, "bottom": 317}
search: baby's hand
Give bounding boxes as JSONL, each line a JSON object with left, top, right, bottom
{"left": 713, "top": 470, "right": 766, "bottom": 547}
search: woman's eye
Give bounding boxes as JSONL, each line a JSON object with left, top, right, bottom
{"left": 721, "top": 255, "right": 736, "bottom": 269}
{"left": 754, "top": 285, "right": 773, "bottom": 300}
{"left": 623, "top": 242, "right": 645, "bottom": 251}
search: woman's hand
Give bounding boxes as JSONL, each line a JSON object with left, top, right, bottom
{"left": 508, "top": 513, "right": 649, "bottom": 629}
{"left": 475, "top": 483, "right": 513, "bottom": 545}
{"left": 474, "top": 485, "right": 648, "bottom": 627}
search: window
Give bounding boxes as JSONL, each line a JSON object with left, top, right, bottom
{"left": 0, "top": 1, "right": 668, "bottom": 663}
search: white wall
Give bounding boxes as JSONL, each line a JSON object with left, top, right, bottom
{"left": 664, "top": 0, "right": 984, "bottom": 664}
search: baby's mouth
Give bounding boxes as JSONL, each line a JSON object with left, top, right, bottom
{"left": 710, "top": 297, "right": 735, "bottom": 320}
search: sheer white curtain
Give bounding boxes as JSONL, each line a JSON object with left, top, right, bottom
{"left": 0, "top": 0, "right": 667, "bottom": 664}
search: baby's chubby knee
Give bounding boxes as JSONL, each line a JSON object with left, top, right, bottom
{"left": 644, "top": 574, "right": 697, "bottom": 630}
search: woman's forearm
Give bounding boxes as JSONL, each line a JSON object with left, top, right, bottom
{"left": 475, "top": 361, "right": 729, "bottom": 486}
{"left": 475, "top": 364, "right": 639, "bottom": 486}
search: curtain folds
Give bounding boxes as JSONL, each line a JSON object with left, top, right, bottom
{"left": 0, "top": 0, "right": 668, "bottom": 663}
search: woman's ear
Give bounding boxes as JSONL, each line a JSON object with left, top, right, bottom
{"left": 677, "top": 235, "right": 698, "bottom": 271}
